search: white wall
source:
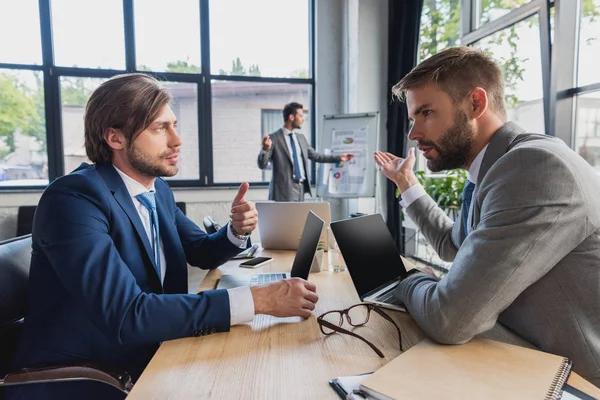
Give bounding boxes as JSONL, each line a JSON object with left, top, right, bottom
{"left": 0, "top": 0, "right": 389, "bottom": 240}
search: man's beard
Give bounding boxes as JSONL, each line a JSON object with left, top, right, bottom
{"left": 423, "top": 111, "right": 473, "bottom": 172}
{"left": 127, "top": 143, "right": 178, "bottom": 178}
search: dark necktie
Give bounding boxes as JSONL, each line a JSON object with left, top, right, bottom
{"left": 136, "top": 191, "right": 161, "bottom": 275}
{"left": 289, "top": 133, "right": 303, "bottom": 182}
{"left": 461, "top": 180, "right": 475, "bottom": 235}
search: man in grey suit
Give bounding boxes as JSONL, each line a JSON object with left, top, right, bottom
{"left": 375, "top": 47, "right": 600, "bottom": 385}
{"left": 258, "top": 102, "right": 354, "bottom": 201}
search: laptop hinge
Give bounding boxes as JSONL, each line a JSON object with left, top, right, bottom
{"left": 362, "top": 278, "right": 400, "bottom": 300}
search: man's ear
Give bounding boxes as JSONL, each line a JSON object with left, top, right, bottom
{"left": 103, "top": 128, "right": 126, "bottom": 150}
{"left": 468, "top": 87, "right": 488, "bottom": 120}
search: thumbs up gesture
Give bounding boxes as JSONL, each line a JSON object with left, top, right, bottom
{"left": 230, "top": 182, "right": 258, "bottom": 236}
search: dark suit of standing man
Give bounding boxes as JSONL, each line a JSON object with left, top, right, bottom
{"left": 8, "top": 74, "right": 319, "bottom": 400}
{"left": 257, "top": 102, "right": 354, "bottom": 201}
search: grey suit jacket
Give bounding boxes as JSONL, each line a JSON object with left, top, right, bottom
{"left": 396, "top": 122, "right": 600, "bottom": 385}
{"left": 257, "top": 128, "right": 341, "bottom": 201}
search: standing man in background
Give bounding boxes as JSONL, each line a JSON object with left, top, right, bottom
{"left": 258, "top": 102, "right": 354, "bottom": 201}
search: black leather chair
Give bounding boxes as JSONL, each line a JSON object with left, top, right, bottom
{"left": 15, "top": 206, "right": 36, "bottom": 237}
{"left": 202, "top": 216, "right": 221, "bottom": 234}
{"left": 0, "top": 235, "right": 133, "bottom": 396}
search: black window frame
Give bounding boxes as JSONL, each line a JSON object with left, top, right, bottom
{"left": 0, "top": 0, "right": 316, "bottom": 191}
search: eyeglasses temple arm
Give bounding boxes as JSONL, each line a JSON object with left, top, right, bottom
{"left": 318, "top": 320, "right": 385, "bottom": 358}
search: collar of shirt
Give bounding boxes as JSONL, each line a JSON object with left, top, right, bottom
{"left": 282, "top": 127, "right": 295, "bottom": 136}
{"left": 113, "top": 165, "right": 156, "bottom": 197}
{"left": 467, "top": 143, "right": 489, "bottom": 184}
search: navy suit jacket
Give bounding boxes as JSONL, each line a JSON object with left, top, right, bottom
{"left": 9, "top": 163, "right": 242, "bottom": 399}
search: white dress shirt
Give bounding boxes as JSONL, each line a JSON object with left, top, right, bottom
{"left": 113, "top": 166, "right": 254, "bottom": 325}
{"left": 400, "top": 144, "right": 489, "bottom": 208}
{"left": 282, "top": 127, "right": 306, "bottom": 182}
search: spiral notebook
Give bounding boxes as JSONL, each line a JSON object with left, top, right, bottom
{"left": 359, "top": 338, "right": 573, "bottom": 400}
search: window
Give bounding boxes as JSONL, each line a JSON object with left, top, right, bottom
{"left": 477, "top": 0, "right": 531, "bottom": 28}
{"left": 577, "top": 0, "right": 600, "bottom": 87}
{"left": 134, "top": 0, "right": 201, "bottom": 73}
{"left": 473, "top": 16, "right": 545, "bottom": 134}
{"left": 211, "top": 81, "right": 311, "bottom": 183}
{"left": 419, "top": 0, "right": 461, "bottom": 62}
{"left": 210, "top": 0, "right": 310, "bottom": 78}
{"left": 574, "top": 92, "right": 600, "bottom": 171}
{"left": 60, "top": 77, "right": 106, "bottom": 174}
{"left": 0, "top": 69, "right": 47, "bottom": 186}
{"left": 51, "top": 0, "right": 125, "bottom": 69}
{"left": 0, "top": 0, "right": 42, "bottom": 65}
{"left": 0, "top": 0, "right": 314, "bottom": 189}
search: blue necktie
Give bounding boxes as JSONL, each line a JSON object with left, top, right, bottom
{"left": 461, "top": 180, "right": 475, "bottom": 235}
{"left": 136, "top": 191, "right": 161, "bottom": 275}
{"left": 289, "top": 133, "right": 303, "bottom": 182}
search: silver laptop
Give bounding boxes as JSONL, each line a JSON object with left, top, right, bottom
{"left": 330, "top": 214, "right": 410, "bottom": 312}
{"left": 256, "top": 202, "right": 330, "bottom": 250}
{"left": 217, "top": 211, "right": 325, "bottom": 289}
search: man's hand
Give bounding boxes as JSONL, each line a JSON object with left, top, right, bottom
{"left": 374, "top": 147, "right": 419, "bottom": 193}
{"left": 250, "top": 278, "right": 318, "bottom": 318}
{"left": 261, "top": 135, "right": 272, "bottom": 151}
{"left": 230, "top": 182, "right": 257, "bottom": 235}
{"left": 340, "top": 153, "right": 354, "bottom": 162}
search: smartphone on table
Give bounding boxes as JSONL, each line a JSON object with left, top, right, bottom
{"left": 239, "top": 257, "right": 273, "bottom": 269}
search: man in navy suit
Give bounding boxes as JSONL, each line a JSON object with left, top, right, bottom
{"left": 8, "top": 74, "right": 318, "bottom": 399}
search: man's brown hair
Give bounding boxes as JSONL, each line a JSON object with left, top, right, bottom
{"left": 84, "top": 73, "right": 172, "bottom": 164}
{"left": 393, "top": 47, "right": 507, "bottom": 120}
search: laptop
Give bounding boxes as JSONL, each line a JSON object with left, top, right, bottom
{"left": 330, "top": 213, "right": 410, "bottom": 312}
{"left": 217, "top": 211, "right": 325, "bottom": 289}
{"left": 256, "top": 202, "right": 330, "bottom": 250}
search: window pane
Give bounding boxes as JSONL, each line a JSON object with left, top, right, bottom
{"left": 210, "top": 0, "right": 310, "bottom": 78}
{"left": 577, "top": 0, "right": 600, "bottom": 87}
{"left": 61, "top": 78, "right": 199, "bottom": 180}
{"left": 473, "top": 16, "right": 545, "bottom": 134}
{"left": 61, "top": 77, "right": 107, "bottom": 174}
{"left": 477, "top": 0, "right": 531, "bottom": 28}
{"left": 574, "top": 91, "right": 600, "bottom": 171}
{"left": 135, "top": 0, "right": 201, "bottom": 73}
{"left": 211, "top": 81, "right": 311, "bottom": 183}
{"left": 0, "top": 1, "right": 42, "bottom": 65}
{"left": 419, "top": 0, "right": 461, "bottom": 62}
{"left": 52, "top": 0, "right": 125, "bottom": 69}
{"left": 0, "top": 70, "right": 47, "bottom": 187}
{"left": 163, "top": 82, "right": 200, "bottom": 180}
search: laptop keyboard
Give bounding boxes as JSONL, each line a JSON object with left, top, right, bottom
{"left": 251, "top": 273, "right": 286, "bottom": 286}
{"left": 375, "top": 290, "right": 403, "bottom": 306}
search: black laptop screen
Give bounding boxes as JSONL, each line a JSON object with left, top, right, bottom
{"left": 290, "top": 211, "right": 325, "bottom": 279}
{"left": 330, "top": 214, "right": 407, "bottom": 297}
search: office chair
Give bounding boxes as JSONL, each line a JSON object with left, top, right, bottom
{"left": 0, "top": 235, "right": 133, "bottom": 396}
{"left": 16, "top": 206, "right": 36, "bottom": 237}
{"left": 175, "top": 202, "right": 187, "bottom": 216}
{"left": 202, "top": 216, "right": 221, "bottom": 234}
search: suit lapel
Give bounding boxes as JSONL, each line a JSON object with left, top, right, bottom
{"left": 96, "top": 164, "right": 160, "bottom": 282}
{"left": 154, "top": 188, "right": 185, "bottom": 293}
{"left": 469, "top": 122, "right": 525, "bottom": 230}
{"left": 275, "top": 129, "right": 293, "bottom": 163}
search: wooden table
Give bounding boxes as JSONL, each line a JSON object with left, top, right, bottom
{"left": 127, "top": 250, "right": 600, "bottom": 399}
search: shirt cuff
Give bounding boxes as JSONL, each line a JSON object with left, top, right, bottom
{"left": 227, "top": 223, "right": 249, "bottom": 248}
{"left": 227, "top": 286, "right": 255, "bottom": 325}
{"left": 399, "top": 184, "right": 427, "bottom": 208}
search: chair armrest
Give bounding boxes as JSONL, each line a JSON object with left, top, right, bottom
{"left": 0, "top": 364, "right": 133, "bottom": 394}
